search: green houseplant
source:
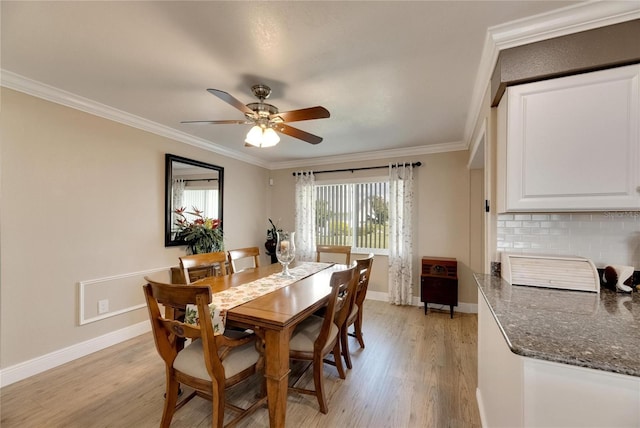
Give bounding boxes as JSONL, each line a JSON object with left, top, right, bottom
{"left": 265, "top": 218, "right": 281, "bottom": 264}
{"left": 174, "top": 207, "right": 224, "bottom": 254}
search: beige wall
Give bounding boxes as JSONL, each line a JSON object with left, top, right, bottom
{"left": 467, "top": 84, "right": 497, "bottom": 275}
{"left": 268, "top": 151, "right": 476, "bottom": 305}
{"left": 469, "top": 168, "right": 484, "bottom": 273}
{"left": 0, "top": 88, "right": 269, "bottom": 367}
{"left": 1, "top": 86, "right": 477, "bottom": 372}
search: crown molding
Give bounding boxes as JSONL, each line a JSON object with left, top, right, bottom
{"left": 463, "top": 1, "right": 640, "bottom": 153}
{"left": 0, "top": 70, "right": 270, "bottom": 169}
{"left": 269, "top": 140, "right": 467, "bottom": 170}
{"left": 489, "top": 1, "right": 640, "bottom": 50}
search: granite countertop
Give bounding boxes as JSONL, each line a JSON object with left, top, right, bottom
{"left": 474, "top": 273, "right": 640, "bottom": 378}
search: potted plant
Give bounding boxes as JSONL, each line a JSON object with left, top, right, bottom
{"left": 174, "top": 207, "right": 224, "bottom": 254}
{"left": 265, "top": 218, "right": 281, "bottom": 264}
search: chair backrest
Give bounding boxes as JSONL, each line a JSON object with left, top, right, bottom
{"left": 354, "top": 254, "right": 374, "bottom": 308}
{"left": 227, "top": 247, "right": 261, "bottom": 273}
{"left": 143, "top": 279, "right": 225, "bottom": 380}
{"left": 316, "top": 245, "right": 351, "bottom": 265}
{"left": 179, "top": 251, "right": 229, "bottom": 284}
{"left": 316, "top": 265, "right": 358, "bottom": 348}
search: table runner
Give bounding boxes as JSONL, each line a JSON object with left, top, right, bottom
{"left": 184, "top": 262, "right": 332, "bottom": 335}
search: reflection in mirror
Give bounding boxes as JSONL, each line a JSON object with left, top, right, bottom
{"left": 165, "top": 154, "right": 224, "bottom": 247}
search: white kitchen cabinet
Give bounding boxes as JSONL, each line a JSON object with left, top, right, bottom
{"left": 497, "top": 64, "right": 640, "bottom": 212}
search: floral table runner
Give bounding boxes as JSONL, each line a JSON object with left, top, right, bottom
{"left": 184, "top": 262, "right": 332, "bottom": 335}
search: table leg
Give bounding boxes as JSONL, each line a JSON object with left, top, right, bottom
{"left": 264, "top": 328, "right": 290, "bottom": 428}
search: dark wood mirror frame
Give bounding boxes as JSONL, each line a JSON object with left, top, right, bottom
{"left": 165, "top": 154, "right": 224, "bottom": 247}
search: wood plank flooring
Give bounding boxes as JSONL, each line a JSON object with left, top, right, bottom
{"left": 0, "top": 301, "right": 481, "bottom": 427}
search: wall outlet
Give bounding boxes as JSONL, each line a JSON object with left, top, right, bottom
{"left": 98, "top": 299, "right": 109, "bottom": 314}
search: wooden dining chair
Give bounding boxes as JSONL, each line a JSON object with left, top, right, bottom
{"left": 143, "top": 280, "right": 266, "bottom": 428}
{"left": 316, "top": 245, "right": 351, "bottom": 265}
{"left": 179, "top": 251, "right": 229, "bottom": 284}
{"left": 227, "top": 247, "right": 261, "bottom": 274}
{"left": 341, "top": 254, "right": 374, "bottom": 369}
{"left": 288, "top": 265, "right": 358, "bottom": 414}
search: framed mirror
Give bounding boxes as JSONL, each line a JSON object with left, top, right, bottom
{"left": 165, "top": 154, "right": 224, "bottom": 247}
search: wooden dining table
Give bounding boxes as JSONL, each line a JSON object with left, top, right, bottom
{"left": 193, "top": 261, "right": 340, "bottom": 428}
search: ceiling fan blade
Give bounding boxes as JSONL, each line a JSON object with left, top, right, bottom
{"left": 275, "top": 123, "right": 323, "bottom": 145}
{"left": 206, "top": 89, "right": 255, "bottom": 116}
{"left": 271, "top": 106, "right": 330, "bottom": 123}
{"left": 181, "top": 119, "right": 249, "bottom": 125}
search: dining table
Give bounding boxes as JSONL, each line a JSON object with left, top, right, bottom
{"left": 192, "top": 261, "right": 341, "bottom": 428}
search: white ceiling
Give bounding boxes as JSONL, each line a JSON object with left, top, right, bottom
{"left": 2, "top": 1, "right": 635, "bottom": 169}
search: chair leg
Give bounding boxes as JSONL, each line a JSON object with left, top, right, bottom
{"left": 313, "top": 355, "right": 328, "bottom": 414}
{"left": 333, "top": 342, "right": 346, "bottom": 380}
{"left": 355, "top": 310, "right": 365, "bottom": 348}
{"left": 259, "top": 374, "right": 267, "bottom": 398}
{"left": 161, "top": 375, "right": 180, "bottom": 428}
{"left": 340, "top": 325, "right": 353, "bottom": 369}
{"left": 212, "top": 381, "right": 225, "bottom": 428}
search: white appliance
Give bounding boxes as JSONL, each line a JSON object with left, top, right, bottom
{"left": 501, "top": 253, "right": 600, "bottom": 293}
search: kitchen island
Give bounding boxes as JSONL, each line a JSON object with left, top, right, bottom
{"left": 474, "top": 273, "right": 639, "bottom": 427}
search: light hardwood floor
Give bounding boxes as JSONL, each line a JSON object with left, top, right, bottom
{"left": 0, "top": 301, "right": 481, "bottom": 427}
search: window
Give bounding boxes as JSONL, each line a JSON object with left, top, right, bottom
{"left": 172, "top": 189, "right": 220, "bottom": 235}
{"left": 315, "top": 179, "right": 389, "bottom": 253}
{"left": 182, "top": 189, "right": 219, "bottom": 221}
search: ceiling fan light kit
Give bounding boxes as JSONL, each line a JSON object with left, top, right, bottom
{"left": 245, "top": 125, "right": 280, "bottom": 148}
{"left": 182, "top": 84, "right": 330, "bottom": 147}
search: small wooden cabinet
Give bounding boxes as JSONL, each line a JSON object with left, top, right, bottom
{"left": 420, "top": 257, "right": 458, "bottom": 318}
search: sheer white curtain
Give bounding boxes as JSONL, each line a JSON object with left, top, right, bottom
{"left": 173, "top": 178, "right": 186, "bottom": 208}
{"left": 388, "top": 163, "right": 415, "bottom": 305}
{"left": 295, "top": 172, "right": 316, "bottom": 262}
{"left": 171, "top": 178, "right": 186, "bottom": 228}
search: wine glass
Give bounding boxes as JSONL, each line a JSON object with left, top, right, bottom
{"left": 275, "top": 231, "right": 296, "bottom": 277}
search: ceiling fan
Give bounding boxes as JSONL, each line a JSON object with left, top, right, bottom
{"left": 181, "top": 84, "right": 330, "bottom": 147}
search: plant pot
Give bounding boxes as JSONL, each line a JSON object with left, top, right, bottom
{"left": 265, "top": 239, "right": 278, "bottom": 264}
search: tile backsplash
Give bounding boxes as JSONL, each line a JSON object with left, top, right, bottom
{"left": 497, "top": 212, "right": 640, "bottom": 268}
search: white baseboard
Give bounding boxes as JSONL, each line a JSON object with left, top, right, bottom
{"left": 0, "top": 320, "right": 150, "bottom": 388}
{"left": 366, "top": 291, "right": 478, "bottom": 313}
{"left": 476, "top": 387, "right": 488, "bottom": 428}
{"left": 364, "top": 290, "right": 389, "bottom": 302}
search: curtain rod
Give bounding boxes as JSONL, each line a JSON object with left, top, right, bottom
{"left": 180, "top": 178, "right": 218, "bottom": 183}
{"left": 292, "top": 161, "right": 422, "bottom": 176}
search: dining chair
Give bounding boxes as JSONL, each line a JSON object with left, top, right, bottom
{"left": 143, "top": 280, "right": 266, "bottom": 428}
{"left": 227, "top": 247, "right": 261, "bottom": 274}
{"left": 179, "top": 251, "right": 229, "bottom": 284}
{"left": 316, "top": 245, "right": 351, "bottom": 265}
{"left": 341, "top": 254, "right": 374, "bottom": 369}
{"left": 288, "top": 264, "right": 358, "bottom": 414}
